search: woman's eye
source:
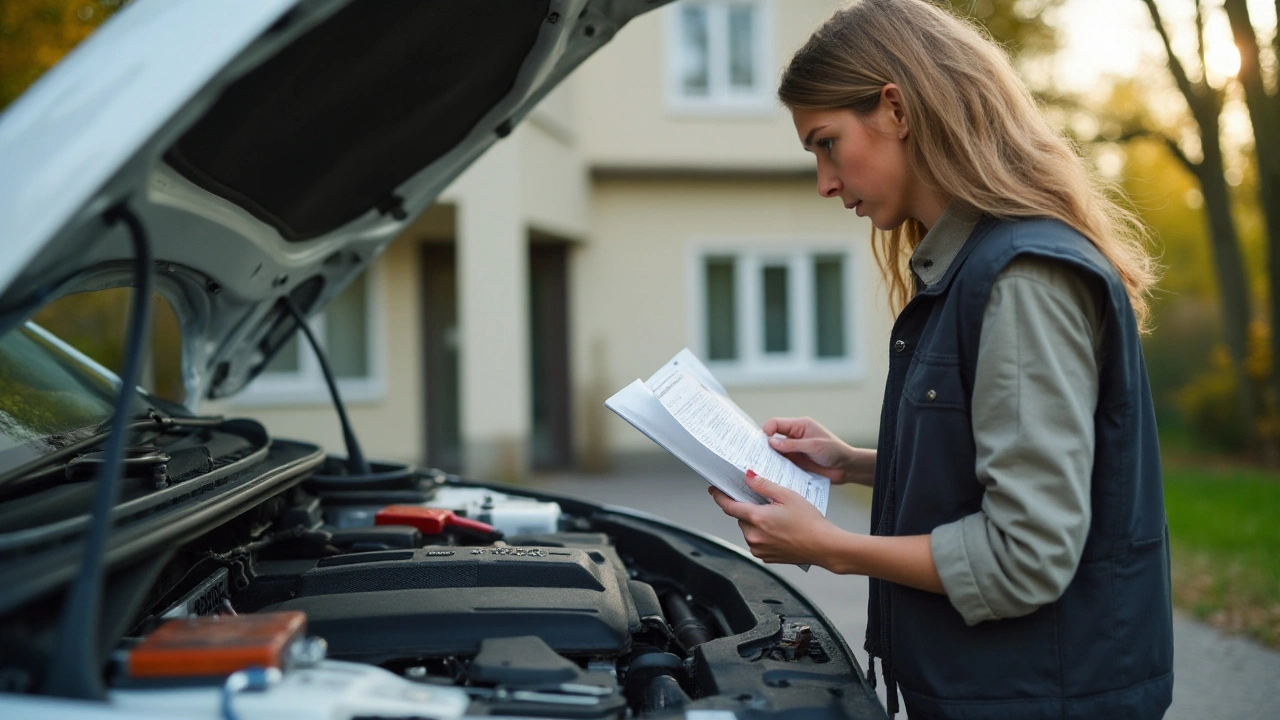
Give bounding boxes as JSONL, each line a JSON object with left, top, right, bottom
{"left": 817, "top": 139, "right": 834, "bottom": 154}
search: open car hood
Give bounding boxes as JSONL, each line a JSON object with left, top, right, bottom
{"left": 0, "top": 0, "right": 661, "bottom": 405}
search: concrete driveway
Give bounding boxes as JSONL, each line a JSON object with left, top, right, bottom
{"left": 530, "top": 460, "right": 1280, "bottom": 719}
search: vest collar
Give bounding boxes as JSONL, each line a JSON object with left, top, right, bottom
{"left": 910, "top": 201, "right": 983, "bottom": 287}
{"left": 911, "top": 214, "right": 997, "bottom": 301}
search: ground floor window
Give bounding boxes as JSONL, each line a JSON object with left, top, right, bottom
{"left": 694, "top": 246, "right": 857, "bottom": 383}
{"left": 240, "top": 265, "right": 384, "bottom": 404}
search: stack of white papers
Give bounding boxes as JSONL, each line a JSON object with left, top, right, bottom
{"left": 605, "top": 349, "right": 831, "bottom": 516}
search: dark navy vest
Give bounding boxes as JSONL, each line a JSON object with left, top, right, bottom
{"left": 866, "top": 217, "right": 1174, "bottom": 719}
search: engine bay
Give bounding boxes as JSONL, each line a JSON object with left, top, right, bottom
{"left": 84, "top": 457, "right": 883, "bottom": 719}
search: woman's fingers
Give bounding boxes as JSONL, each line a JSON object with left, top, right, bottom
{"left": 763, "top": 416, "right": 810, "bottom": 438}
{"left": 709, "top": 486, "right": 754, "bottom": 520}
{"left": 744, "top": 469, "right": 803, "bottom": 504}
{"left": 767, "top": 434, "right": 815, "bottom": 456}
{"left": 770, "top": 437, "right": 841, "bottom": 473}
{"left": 782, "top": 451, "right": 829, "bottom": 475}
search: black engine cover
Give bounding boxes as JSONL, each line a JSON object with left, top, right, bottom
{"left": 260, "top": 545, "right": 637, "bottom": 662}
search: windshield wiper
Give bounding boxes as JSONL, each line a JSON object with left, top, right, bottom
{"left": 0, "top": 411, "right": 225, "bottom": 491}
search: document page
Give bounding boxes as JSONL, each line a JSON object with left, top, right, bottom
{"left": 645, "top": 348, "right": 755, "bottom": 426}
{"left": 645, "top": 361, "right": 830, "bottom": 515}
{"left": 606, "top": 378, "right": 766, "bottom": 504}
{"left": 604, "top": 349, "right": 832, "bottom": 571}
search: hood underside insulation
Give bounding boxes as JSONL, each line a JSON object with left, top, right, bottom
{"left": 165, "top": 0, "right": 550, "bottom": 242}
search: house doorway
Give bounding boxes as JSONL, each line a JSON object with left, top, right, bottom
{"left": 529, "top": 240, "right": 573, "bottom": 470}
{"left": 420, "top": 242, "right": 462, "bottom": 473}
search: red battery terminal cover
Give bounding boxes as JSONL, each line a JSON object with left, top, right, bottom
{"left": 374, "top": 505, "right": 502, "bottom": 539}
{"left": 128, "top": 610, "right": 306, "bottom": 679}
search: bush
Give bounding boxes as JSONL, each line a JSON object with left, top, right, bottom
{"left": 1172, "top": 318, "right": 1275, "bottom": 455}
{"left": 1176, "top": 345, "right": 1249, "bottom": 453}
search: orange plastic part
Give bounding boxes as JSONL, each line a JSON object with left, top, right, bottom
{"left": 128, "top": 611, "right": 306, "bottom": 678}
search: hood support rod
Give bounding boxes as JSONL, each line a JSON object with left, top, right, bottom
{"left": 284, "top": 298, "right": 369, "bottom": 476}
{"left": 43, "top": 202, "right": 154, "bottom": 700}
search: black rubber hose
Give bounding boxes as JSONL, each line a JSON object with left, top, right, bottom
{"left": 43, "top": 203, "right": 153, "bottom": 700}
{"left": 660, "top": 591, "right": 714, "bottom": 649}
{"left": 640, "top": 674, "right": 690, "bottom": 715}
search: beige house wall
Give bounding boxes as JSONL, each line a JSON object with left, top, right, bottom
{"left": 576, "top": 0, "right": 839, "bottom": 171}
{"left": 573, "top": 175, "right": 893, "bottom": 463}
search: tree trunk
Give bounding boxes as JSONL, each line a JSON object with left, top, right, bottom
{"left": 1223, "top": 0, "right": 1280, "bottom": 461}
{"left": 1259, "top": 154, "right": 1280, "bottom": 458}
{"left": 1195, "top": 110, "right": 1265, "bottom": 455}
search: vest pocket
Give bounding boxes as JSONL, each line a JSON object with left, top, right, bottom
{"left": 1057, "top": 541, "right": 1173, "bottom": 698}
{"left": 902, "top": 357, "right": 968, "bottom": 411}
{"left": 892, "top": 356, "right": 977, "bottom": 537}
{"left": 1108, "top": 541, "right": 1174, "bottom": 687}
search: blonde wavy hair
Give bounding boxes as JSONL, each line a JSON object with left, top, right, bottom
{"left": 779, "top": 0, "right": 1158, "bottom": 330}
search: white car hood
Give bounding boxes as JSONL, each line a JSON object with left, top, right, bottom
{"left": 0, "top": 0, "right": 663, "bottom": 405}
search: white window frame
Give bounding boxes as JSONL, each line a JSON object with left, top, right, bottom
{"left": 233, "top": 261, "right": 387, "bottom": 406}
{"left": 664, "top": 0, "right": 775, "bottom": 116}
{"left": 688, "top": 241, "right": 862, "bottom": 386}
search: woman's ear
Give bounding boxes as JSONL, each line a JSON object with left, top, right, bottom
{"left": 881, "top": 84, "right": 909, "bottom": 139}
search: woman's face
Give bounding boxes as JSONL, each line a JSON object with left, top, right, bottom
{"left": 791, "top": 88, "right": 918, "bottom": 231}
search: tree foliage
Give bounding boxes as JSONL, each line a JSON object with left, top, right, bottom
{"left": 0, "top": 0, "right": 122, "bottom": 112}
{"left": 943, "top": 0, "right": 1065, "bottom": 57}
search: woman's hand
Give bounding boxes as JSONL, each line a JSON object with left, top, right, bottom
{"left": 709, "top": 471, "right": 839, "bottom": 565}
{"left": 763, "top": 417, "right": 875, "bottom": 486}
{"left": 711, "top": 471, "right": 946, "bottom": 592}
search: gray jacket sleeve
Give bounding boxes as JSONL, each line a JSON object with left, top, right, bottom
{"left": 929, "top": 255, "right": 1104, "bottom": 626}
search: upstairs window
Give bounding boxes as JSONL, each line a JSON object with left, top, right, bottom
{"left": 667, "top": 0, "right": 772, "bottom": 112}
{"left": 696, "top": 246, "right": 857, "bottom": 383}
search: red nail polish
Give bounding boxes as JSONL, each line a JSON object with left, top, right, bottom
{"left": 746, "top": 469, "right": 757, "bottom": 479}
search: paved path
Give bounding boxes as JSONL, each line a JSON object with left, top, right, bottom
{"left": 529, "top": 463, "right": 1280, "bottom": 719}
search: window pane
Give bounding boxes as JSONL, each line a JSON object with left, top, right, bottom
{"left": 705, "top": 258, "right": 737, "bottom": 360}
{"left": 325, "top": 273, "right": 369, "bottom": 379}
{"left": 680, "top": 6, "right": 710, "bottom": 96}
{"left": 264, "top": 333, "right": 300, "bottom": 374}
{"left": 728, "top": 5, "right": 756, "bottom": 89}
{"left": 814, "top": 256, "right": 846, "bottom": 358}
{"left": 762, "top": 264, "right": 789, "bottom": 353}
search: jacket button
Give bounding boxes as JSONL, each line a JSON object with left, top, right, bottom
{"left": 926, "top": 389, "right": 937, "bottom": 401}
{"left": 894, "top": 340, "right": 907, "bottom": 354}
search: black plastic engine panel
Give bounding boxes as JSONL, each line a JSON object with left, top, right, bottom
{"left": 259, "top": 545, "right": 636, "bottom": 662}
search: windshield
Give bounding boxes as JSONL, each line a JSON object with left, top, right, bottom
{"left": 0, "top": 324, "right": 121, "bottom": 473}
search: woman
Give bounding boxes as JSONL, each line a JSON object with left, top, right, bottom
{"left": 708, "top": 1, "right": 1174, "bottom": 718}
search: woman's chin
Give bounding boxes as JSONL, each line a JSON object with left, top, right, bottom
{"left": 868, "top": 214, "right": 912, "bottom": 233}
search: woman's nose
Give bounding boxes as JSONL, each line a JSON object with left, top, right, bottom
{"left": 817, "top": 171, "right": 842, "bottom": 199}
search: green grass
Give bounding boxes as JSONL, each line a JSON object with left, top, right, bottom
{"left": 1163, "top": 461, "right": 1280, "bottom": 647}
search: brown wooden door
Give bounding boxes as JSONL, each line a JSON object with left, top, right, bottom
{"left": 529, "top": 243, "right": 572, "bottom": 469}
{"left": 420, "top": 243, "right": 461, "bottom": 472}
